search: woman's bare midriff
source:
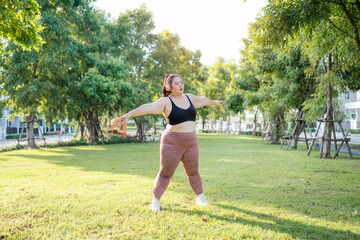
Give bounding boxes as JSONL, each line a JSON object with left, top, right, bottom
{"left": 166, "top": 121, "right": 196, "bottom": 133}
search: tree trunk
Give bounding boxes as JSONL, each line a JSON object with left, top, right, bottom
{"left": 290, "top": 119, "right": 305, "bottom": 149}
{"left": 271, "top": 110, "right": 284, "bottom": 144}
{"left": 227, "top": 111, "right": 231, "bottom": 134}
{"left": 290, "top": 109, "right": 304, "bottom": 149}
{"left": 26, "top": 114, "right": 39, "bottom": 149}
{"left": 239, "top": 112, "right": 242, "bottom": 135}
{"left": 320, "top": 54, "right": 334, "bottom": 158}
{"left": 252, "top": 108, "right": 259, "bottom": 136}
{"left": 321, "top": 81, "right": 334, "bottom": 158}
{"left": 91, "top": 110, "right": 99, "bottom": 145}
{"left": 219, "top": 118, "right": 223, "bottom": 133}
{"left": 104, "top": 118, "right": 108, "bottom": 129}
{"left": 135, "top": 117, "right": 145, "bottom": 142}
{"left": 153, "top": 124, "right": 157, "bottom": 135}
{"left": 80, "top": 123, "right": 85, "bottom": 140}
{"left": 87, "top": 106, "right": 100, "bottom": 145}
{"left": 202, "top": 118, "right": 206, "bottom": 130}
{"left": 270, "top": 121, "right": 280, "bottom": 144}
{"left": 262, "top": 119, "right": 266, "bottom": 134}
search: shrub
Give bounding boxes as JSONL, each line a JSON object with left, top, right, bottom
{"left": 43, "top": 132, "right": 59, "bottom": 136}
{"left": 6, "top": 134, "right": 26, "bottom": 139}
{"left": 350, "top": 129, "right": 360, "bottom": 134}
{"left": 240, "top": 131, "right": 262, "bottom": 136}
{"left": 305, "top": 128, "right": 316, "bottom": 132}
{"left": 103, "top": 133, "right": 137, "bottom": 144}
{"left": 1, "top": 133, "right": 137, "bottom": 152}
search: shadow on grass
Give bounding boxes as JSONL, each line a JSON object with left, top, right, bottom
{"left": 169, "top": 203, "right": 359, "bottom": 239}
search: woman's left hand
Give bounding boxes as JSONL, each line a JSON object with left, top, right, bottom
{"left": 214, "top": 101, "right": 223, "bottom": 106}
{"left": 111, "top": 113, "right": 131, "bottom": 123}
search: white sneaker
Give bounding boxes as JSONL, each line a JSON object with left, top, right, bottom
{"left": 196, "top": 193, "right": 209, "bottom": 206}
{"left": 151, "top": 199, "right": 161, "bottom": 212}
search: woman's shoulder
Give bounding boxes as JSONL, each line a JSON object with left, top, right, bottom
{"left": 185, "top": 93, "right": 199, "bottom": 101}
{"left": 155, "top": 97, "right": 171, "bottom": 104}
{"left": 185, "top": 93, "right": 197, "bottom": 98}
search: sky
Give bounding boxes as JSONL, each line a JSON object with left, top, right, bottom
{"left": 93, "top": 0, "right": 268, "bottom": 66}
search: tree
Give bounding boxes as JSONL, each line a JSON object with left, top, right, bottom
{"left": 251, "top": 0, "right": 360, "bottom": 58}
{"left": 204, "top": 57, "right": 235, "bottom": 133}
{"left": 250, "top": 0, "right": 360, "bottom": 157}
{"left": 72, "top": 64, "right": 134, "bottom": 145}
{"left": 0, "top": 0, "right": 44, "bottom": 54}
{"left": 196, "top": 66, "right": 211, "bottom": 131}
{"left": 265, "top": 43, "right": 315, "bottom": 148}
{"left": 0, "top": 0, "right": 90, "bottom": 148}
{"left": 116, "top": 4, "right": 156, "bottom": 80}
{"left": 232, "top": 39, "right": 266, "bottom": 136}
{"left": 62, "top": 6, "right": 136, "bottom": 145}
{"left": 226, "top": 92, "right": 245, "bottom": 134}
{"left": 112, "top": 4, "right": 156, "bottom": 141}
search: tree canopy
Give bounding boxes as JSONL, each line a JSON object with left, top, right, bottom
{"left": 0, "top": 0, "right": 44, "bottom": 53}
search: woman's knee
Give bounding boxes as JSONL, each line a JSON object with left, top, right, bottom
{"left": 184, "top": 168, "right": 199, "bottom": 177}
{"left": 157, "top": 167, "right": 174, "bottom": 179}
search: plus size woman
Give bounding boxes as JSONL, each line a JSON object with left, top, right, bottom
{"left": 113, "top": 74, "right": 222, "bottom": 211}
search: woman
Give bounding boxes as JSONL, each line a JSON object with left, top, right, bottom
{"left": 113, "top": 74, "right": 222, "bottom": 211}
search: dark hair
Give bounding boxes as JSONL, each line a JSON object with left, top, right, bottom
{"left": 162, "top": 74, "right": 180, "bottom": 97}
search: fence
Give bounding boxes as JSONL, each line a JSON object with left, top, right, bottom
{"left": 6, "top": 127, "right": 39, "bottom": 135}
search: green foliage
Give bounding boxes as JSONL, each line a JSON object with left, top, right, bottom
{"left": 75, "top": 66, "right": 133, "bottom": 115}
{"left": 200, "top": 129, "right": 210, "bottom": 133}
{"left": 226, "top": 92, "right": 245, "bottom": 115}
{"left": 302, "top": 71, "right": 343, "bottom": 122}
{"left": 204, "top": 57, "right": 236, "bottom": 120}
{"left": 116, "top": 4, "right": 156, "bottom": 79}
{"left": 0, "top": 100, "right": 5, "bottom": 118}
{"left": 250, "top": 0, "right": 360, "bottom": 90}
{"left": 240, "top": 131, "right": 262, "bottom": 136}
{"left": 338, "top": 66, "right": 360, "bottom": 91}
{"left": 230, "top": 39, "right": 267, "bottom": 122}
{"left": 0, "top": 0, "right": 91, "bottom": 121}
{"left": 143, "top": 30, "right": 205, "bottom": 99}
{"left": 197, "top": 106, "right": 210, "bottom": 123}
{"left": 0, "top": 0, "right": 44, "bottom": 53}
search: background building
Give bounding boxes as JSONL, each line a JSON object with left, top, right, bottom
{"left": 339, "top": 90, "right": 360, "bottom": 130}
{"left": 0, "top": 106, "right": 73, "bottom": 140}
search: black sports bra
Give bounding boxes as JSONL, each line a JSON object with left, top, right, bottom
{"left": 167, "top": 95, "right": 196, "bottom": 125}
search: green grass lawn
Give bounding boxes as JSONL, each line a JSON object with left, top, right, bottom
{"left": 0, "top": 134, "right": 359, "bottom": 239}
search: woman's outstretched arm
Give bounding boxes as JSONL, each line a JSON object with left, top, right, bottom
{"left": 112, "top": 98, "right": 167, "bottom": 122}
{"left": 187, "top": 93, "right": 223, "bottom": 109}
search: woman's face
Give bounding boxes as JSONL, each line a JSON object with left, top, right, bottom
{"left": 171, "top": 77, "right": 184, "bottom": 94}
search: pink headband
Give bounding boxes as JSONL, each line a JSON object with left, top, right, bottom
{"left": 164, "top": 74, "right": 179, "bottom": 85}
{"left": 165, "top": 74, "right": 179, "bottom": 82}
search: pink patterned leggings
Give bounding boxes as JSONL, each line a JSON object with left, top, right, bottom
{"left": 153, "top": 130, "right": 203, "bottom": 199}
